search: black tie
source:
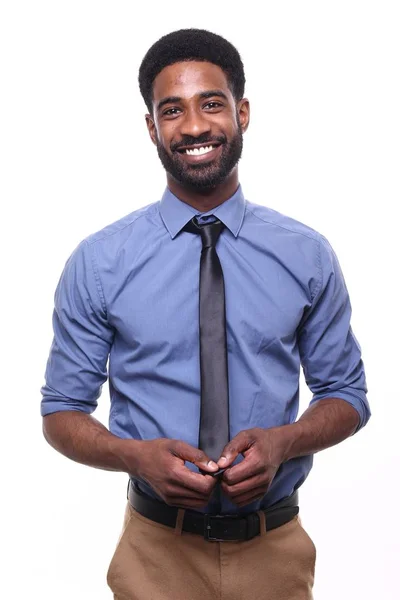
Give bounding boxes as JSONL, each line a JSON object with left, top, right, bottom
{"left": 183, "top": 216, "right": 230, "bottom": 475}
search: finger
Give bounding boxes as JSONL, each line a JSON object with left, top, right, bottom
{"left": 229, "top": 485, "right": 267, "bottom": 508}
{"left": 171, "top": 441, "right": 219, "bottom": 473}
{"left": 164, "top": 482, "right": 216, "bottom": 508}
{"left": 217, "top": 431, "right": 254, "bottom": 469}
{"left": 172, "top": 466, "right": 218, "bottom": 496}
{"left": 221, "top": 473, "right": 265, "bottom": 498}
{"left": 164, "top": 485, "right": 210, "bottom": 502}
{"left": 222, "top": 457, "right": 263, "bottom": 486}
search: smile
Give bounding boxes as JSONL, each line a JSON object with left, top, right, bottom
{"left": 176, "top": 143, "right": 222, "bottom": 164}
{"left": 185, "top": 145, "right": 215, "bottom": 156}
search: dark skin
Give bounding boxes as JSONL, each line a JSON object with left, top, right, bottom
{"left": 216, "top": 399, "right": 359, "bottom": 507}
{"left": 43, "top": 60, "right": 360, "bottom": 510}
{"left": 145, "top": 61, "right": 250, "bottom": 212}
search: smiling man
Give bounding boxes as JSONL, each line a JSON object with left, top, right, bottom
{"left": 41, "top": 29, "right": 370, "bottom": 600}
{"left": 149, "top": 61, "right": 245, "bottom": 198}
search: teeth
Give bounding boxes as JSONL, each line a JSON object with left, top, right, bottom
{"left": 185, "top": 145, "right": 214, "bottom": 156}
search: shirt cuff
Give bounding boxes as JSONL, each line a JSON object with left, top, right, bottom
{"left": 41, "top": 397, "right": 97, "bottom": 417}
{"left": 309, "top": 390, "right": 371, "bottom": 433}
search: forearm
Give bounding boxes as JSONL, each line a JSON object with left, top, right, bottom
{"left": 42, "top": 410, "right": 141, "bottom": 474}
{"left": 277, "top": 398, "right": 360, "bottom": 462}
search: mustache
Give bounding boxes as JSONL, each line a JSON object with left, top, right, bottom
{"left": 171, "top": 134, "right": 226, "bottom": 153}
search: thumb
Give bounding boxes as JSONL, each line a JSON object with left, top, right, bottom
{"left": 217, "top": 434, "right": 248, "bottom": 469}
{"left": 171, "top": 440, "right": 219, "bottom": 473}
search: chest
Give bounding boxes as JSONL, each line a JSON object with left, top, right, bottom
{"left": 106, "top": 237, "right": 311, "bottom": 356}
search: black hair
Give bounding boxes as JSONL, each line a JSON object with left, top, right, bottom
{"left": 138, "top": 28, "right": 245, "bottom": 114}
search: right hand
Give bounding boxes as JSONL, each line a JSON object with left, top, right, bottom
{"left": 128, "top": 438, "right": 220, "bottom": 509}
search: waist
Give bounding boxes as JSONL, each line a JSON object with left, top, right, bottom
{"left": 128, "top": 480, "right": 299, "bottom": 542}
{"left": 132, "top": 469, "right": 307, "bottom": 515}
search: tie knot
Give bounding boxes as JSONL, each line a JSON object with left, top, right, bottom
{"left": 183, "top": 217, "right": 225, "bottom": 248}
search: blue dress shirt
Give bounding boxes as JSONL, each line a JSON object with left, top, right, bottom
{"left": 41, "top": 185, "right": 370, "bottom": 514}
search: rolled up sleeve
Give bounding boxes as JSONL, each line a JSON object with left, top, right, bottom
{"left": 298, "top": 236, "right": 371, "bottom": 432}
{"left": 40, "top": 240, "right": 114, "bottom": 416}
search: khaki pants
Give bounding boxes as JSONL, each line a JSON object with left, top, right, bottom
{"left": 107, "top": 502, "right": 316, "bottom": 600}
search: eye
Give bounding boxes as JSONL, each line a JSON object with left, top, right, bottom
{"left": 163, "top": 107, "right": 181, "bottom": 117}
{"left": 203, "top": 101, "right": 223, "bottom": 110}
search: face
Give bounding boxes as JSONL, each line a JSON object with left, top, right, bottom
{"left": 146, "top": 61, "right": 250, "bottom": 191}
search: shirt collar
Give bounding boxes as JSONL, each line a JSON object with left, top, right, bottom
{"left": 159, "top": 184, "right": 246, "bottom": 239}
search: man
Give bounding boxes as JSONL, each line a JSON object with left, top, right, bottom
{"left": 41, "top": 28, "right": 370, "bottom": 599}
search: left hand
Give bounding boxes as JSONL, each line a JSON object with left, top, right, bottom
{"left": 217, "top": 427, "right": 288, "bottom": 507}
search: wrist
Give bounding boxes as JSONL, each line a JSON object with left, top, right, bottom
{"left": 268, "top": 423, "right": 303, "bottom": 464}
{"left": 108, "top": 436, "right": 144, "bottom": 476}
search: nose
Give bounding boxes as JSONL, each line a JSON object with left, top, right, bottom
{"left": 179, "top": 106, "right": 211, "bottom": 139}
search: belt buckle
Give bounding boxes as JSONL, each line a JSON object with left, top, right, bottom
{"left": 204, "top": 514, "right": 229, "bottom": 542}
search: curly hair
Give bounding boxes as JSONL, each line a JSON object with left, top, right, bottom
{"left": 138, "top": 28, "right": 245, "bottom": 114}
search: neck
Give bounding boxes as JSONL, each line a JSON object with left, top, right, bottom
{"left": 166, "top": 168, "right": 239, "bottom": 213}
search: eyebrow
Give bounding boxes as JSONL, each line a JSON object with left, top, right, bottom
{"left": 156, "top": 90, "right": 229, "bottom": 113}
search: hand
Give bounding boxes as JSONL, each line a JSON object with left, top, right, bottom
{"left": 130, "top": 438, "right": 219, "bottom": 510}
{"left": 217, "top": 427, "right": 288, "bottom": 508}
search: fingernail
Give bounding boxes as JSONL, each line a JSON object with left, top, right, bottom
{"left": 219, "top": 456, "right": 227, "bottom": 464}
{"left": 207, "top": 460, "right": 218, "bottom": 469}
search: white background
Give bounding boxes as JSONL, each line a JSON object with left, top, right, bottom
{"left": 1, "top": 1, "right": 399, "bottom": 598}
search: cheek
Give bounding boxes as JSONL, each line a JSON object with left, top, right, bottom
{"left": 154, "top": 122, "right": 175, "bottom": 149}
{"left": 215, "top": 115, "right": 240, "bottom": 137}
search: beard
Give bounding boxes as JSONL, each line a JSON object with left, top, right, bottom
{"left": 155, "top": 120, "right": 243, "bottom": 191}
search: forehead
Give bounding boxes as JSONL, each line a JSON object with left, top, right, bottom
{"left": 152, "top": 61, "right": 231, "bottom": 103}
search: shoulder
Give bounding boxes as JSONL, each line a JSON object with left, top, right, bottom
{"left": 243, "top": 200, "right": 337, "bottom": 300}
{"left": 68, "top": 201, "right": 163, "bottom": 281}
{"left": 83, "top": 201, "right": 160, "bottom": 247}
{"left": 244, "top": 200, "right": 324, "bottom": 245}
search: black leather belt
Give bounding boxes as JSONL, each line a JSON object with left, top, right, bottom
{"left": 128, "top": 480, "right": 299, "bottom": 542}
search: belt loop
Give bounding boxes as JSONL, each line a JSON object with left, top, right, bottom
{"left": 256, "top": 510, "right": 267, "bottom": 537}
{"left": 174, "top": 508, "right": 185, "bottom": 536}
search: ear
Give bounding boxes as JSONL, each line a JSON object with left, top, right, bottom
{"left": 145, "top": 113, "right": 158, "bottom": 146}
{"left": 237, "top": 98, "right": 250, "bottom": 133}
